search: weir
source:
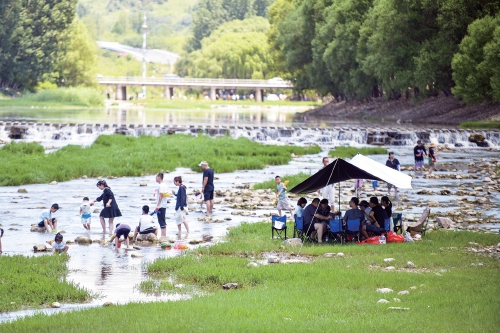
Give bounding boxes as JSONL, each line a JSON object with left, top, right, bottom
{"left": 0, "top": 121, "right": 498, "bottom": 148}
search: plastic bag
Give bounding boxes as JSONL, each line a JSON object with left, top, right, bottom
{"left": 387, "top": 231, "right": 405, "bottom": 243}
{"left": 404, "top": 233, "right": 414, "bottom": 242}
{"left": 358, "top": 236, "right": 381, "bottom": 245}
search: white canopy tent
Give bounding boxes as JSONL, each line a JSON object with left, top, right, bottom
{"left": 349, "top": 154, "right": 412, "bottom": 189}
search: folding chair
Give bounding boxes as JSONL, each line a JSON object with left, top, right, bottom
{"left": 328, "top": 219, "right": 344, "bottom": 245}
{"left": 384, "top": 218, "right": 391, "bottom": 235}
{"left": 392, "top": 213, "right": 403, "bottom": 234}
{"left": 345, "top": 218, "right": 361, "bottom": 242}
{"left": 405, "top": 207, "right": 431, "bottom": 237}
{"left": 271, "top": 215, "right": 287, "bottom": 240}
{"left": 293, "top": 215, "right": 306, "bottom": 241}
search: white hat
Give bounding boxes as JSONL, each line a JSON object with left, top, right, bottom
{"left": 198, "top": 161, "right": 208, "bottom": 166}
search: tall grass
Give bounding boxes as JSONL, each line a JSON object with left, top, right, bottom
{"left": 459, "top": 120, "right": 500, "bottom": 129}
{"left": 2, "top": 223, "right": 498, "bottom": 332}
{"left": 0, "top": 255, "right": 91, "bottom": 312}
{"left": 330, "top": 146, "right": 388, "bottom": 159}
{"left": 0, "top": 136, "right": 321, "bottom": 186}
{"left": 0, "top": 87, "right": 104, "bottom": 107}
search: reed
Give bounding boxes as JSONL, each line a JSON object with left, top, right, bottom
{"left": 0, "top": 136, "right": 321, "bottom": 186}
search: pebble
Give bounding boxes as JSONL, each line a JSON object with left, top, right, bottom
{"left": 376, "top": 288, "right": 393, "bottom": 293}
{"left": 268, "top": 257, "right": 280, "bottom": 264}
{"left": 377, "top": 299, "right": 390, "bottom": 304}
{"left": 102, "top": 302, "right": 113, "bottom": 307}
{"left": 50, "top": 302, "right": 61, "bottom": 308}
{"left": 247, "top": 262, "right": 259, "bottom": 268}
{"left": 388, "top": 307, "right": 410, "bottom": 311}
{"left": 131, "top": 253, "right": 144, "bottom": 258}
{"left": 407, "top": 261, "right": 415, "bottom": 268}
{"left": 222, "top": 283, "right": 238, "bottom": 290}
{"left": 337, "top": 252, "right": 345, "bottom": 257}
{"left": 393, "top": 298, "right": 401, "bottom": 302}
{"left": 384, "top": 258, "right": 395, "bottom": 262}
{"left": 398, "top": 290, "right": 410, "bottom": 295}
{"left": 385, "top": 266, "right": 396, "bottom": 270}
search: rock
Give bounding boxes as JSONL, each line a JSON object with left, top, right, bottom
{"left": 131, "top": 253, "right": 144, "bottom": 258}
{"left": 33, "top": 243, "right": 50, "bottom": 252}
{"left": 75, "top": 236, "right": 92, "bottom": 245}
{"left": 268, "top": 256, "right": 280, "bottom": 264}
{"left": 17, "top": 189, "right": 28, "bottom": 193}
{"left": 283, "top": 238, "right": 302, "bottom": 246}
{"left": 410, "top": 286, "right": 417, "bottom": 290}
{"left": 468, "top": 133, "right": 485, "bottom": 144}
{"left": 393, "top": 298, "right": 401, "bottom": 302}
{"left": 222, "top": 283, "right": 238, "bottom": 290}
{"left": 337, "top": 252, "right": 345, "bottom": 257}
{"left": 385, "top": 266, "right": 396, "bottom": 270}
{"left": 136, "top": 233, "right": 158, "bottom": 243}
{"left": 247, "top": 262, "right": 259, "bottom": 268}
{"left": 383, "top": 258, "right": 395, "bottom": 262}
{"left": 49, "top": 181, "right": 57, "bottom": 185}
{"left": 436, "top": 217, "right": 453, "bottom": 229}
{"left": 398, "top": 290, "right": 410, "bottom": 295}
{"left": 30, "top": 225, "right": 46, "bottom": 232}
{"left": 93, "top": 209, "right": 101, "bottom": 213}
{"left": 202, "top": 235, "right": 213, "bottom": 242}
{"left": 50, "top": 302, "right": 61, "bottom": 308}
{"left": 483, "top": 177, "right": 492, "bottom": 182}
{"left": 133, "top": 245, "right": 142, "bottom": 250}
{"left": 377, "top": 299, "right": 390, "bottom": 304}
{"left": 376, "top": 288, "right": 393, "bottom": 293}
{"left": 324, "top": 253, "right": 336, "bottom": 258}
{"left": 66, "top": 240, "right": 75, "bottom": 244}
{"left": 139, "top": 182, "right": 147, "bottom": 186}
{"left": 407, "top": 261, "right": 415, "bottom": 268}
{"left": 388, "top": 307, "right": 410, "bottom": 311}
{"left": 102, "top": 302, "right": 113, "bottom": 307}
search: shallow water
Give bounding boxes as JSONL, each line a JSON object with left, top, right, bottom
{"left": 1, "top": 145, "right": 499, "bottom": 322}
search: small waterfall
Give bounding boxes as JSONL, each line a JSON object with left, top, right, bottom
{"left": 1, "top": 121, "right": 499, "bottom": 148}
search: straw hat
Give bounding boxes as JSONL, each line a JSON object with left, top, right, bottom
{"left": 429, "top": 142, "right": 436, "bottom": 148}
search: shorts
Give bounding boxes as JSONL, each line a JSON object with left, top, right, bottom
{"left": 414, "top": 160, "right": 424, "bottom": 168}
{"left": 157, "top": 207, "right": 166, "bottom": 229}
{"left": 139, "top": 227, "right": 157, "bottom": 235}
{"left": 428, "top": 157, "right": 435, "bottom": 167}
{"left": 204, "top": 191, "right": 214, "bottom": 201}
{"left": 38, "top": 218, "right": 56, "bottom": 227}
{"left": 277, "top": 198, "right": 291, "bottom": 211}
{"left": 81, "top": 217, "right": 91, "bottom": 224}
{"left": 321, "top": 185, "right": 334, "bottom": 202}
{"left": 175, "top": 209, "right": 186, "bottom": 225}
{"left": 366, "top": 224, "right": 384, "bottom": 235}
{"left": 116, "top": 227, "right": 131, "bottom": 240}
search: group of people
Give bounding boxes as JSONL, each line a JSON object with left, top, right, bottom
{"left": 27, "top": 161, "right": 216, "bottom": 253}
{"left": 293, "top": 195, "right": 393, "bottom": 243}
{"left": 414, "top": 140, "right": 438, "bottom": 174}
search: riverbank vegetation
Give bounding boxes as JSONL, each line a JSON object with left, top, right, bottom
{"left": 1, "top": 223, "right": 498, "bottom": 331}
{"left": 459, "top": 120, "right": 500, "bottom": 129}
{"left": 131, "top": 98, "right": 321, "bottom": 109}
{"left": 0, "top": 254, "right": 90, "bottom": 312}
{"left": 329, "top": 146, "right": 388, "bottom": 159}
{"left": 0, "top": 88, "right": 104, "bottom": 107}
{"left": 0, "top": 135, "right": 320, "bottom": 186}
{"left": 252, "top": 172, "right": 311, "bottom": 191}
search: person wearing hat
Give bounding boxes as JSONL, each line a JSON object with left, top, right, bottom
{"left": 385, "top": 152, "right": 401, "bottom": 195}
{"left": 427, "top": 143, "right": 438, "bottom": 175}
{"left": 413, "top": 140, "right": 427, "bottom": 173}
{"left": 199, "top": 161, "right": 214, "bottom": 216}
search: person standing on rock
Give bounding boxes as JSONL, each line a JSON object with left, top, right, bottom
{"left": 385, "top": 152, "right": 401, "bottom": 196}
{"left": 427, "top": 142, "right": 438, "bottom": 175}
{"left": 90, "top": 180, "right": 122, "bottom": 235}
{"left": 413, "top": 140, "right": 427, "bottom": 173}
{"left": 173, "top": 176, "right": 190, "bottom": 239}
{"left": 319, "top": 157, "right": 335, "bottom": 212}
{"left": 199, "top": 161, "right": 214, "bottom": 217}
{"left": 154, "top": 172, "right": 169, "bottom": 237}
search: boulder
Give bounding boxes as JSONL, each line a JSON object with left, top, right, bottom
{"left": 17, "top": 189, "right": 28, "bottom": 193}
{"left": 75, "top": 236, "right": 92, "bottom": 245}
{"left": 436, "top": 217, "right": 453, "bottom": 229}
{"left": 33, "top": 243, "right": 50, "bottom": 252}
{"left": 136, "top": 233, "right": 158, "bottom": 243}
{"left": 9, "top": 125, "right": 29, "bottom": 139}
{"left": 468, "top": 133, "right": 485, "bottom": 144}
{"left": 139, "top": 182, "right": 147, "bottom": 186}
{"left": 407, "top": 261, "right": 416, "bottom": 268}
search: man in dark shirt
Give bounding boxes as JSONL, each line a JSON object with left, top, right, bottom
{"left": 199, "top": 161, "right": 215, "bottom": 216}
{"left": 302, "top": 198, "right": 328, "bottom": 243}
{"left": 385, "top": 152, "right": 401, "bottom": 195}
{"left": 413, "top": 140, "right": 427, "bottom": 173}
{"left": 360, "top": 197, "right": 387, "bottom": 238}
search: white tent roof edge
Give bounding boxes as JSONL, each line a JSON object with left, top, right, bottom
{"left": 349, "top": 154, "right": 413, "bottom": 189}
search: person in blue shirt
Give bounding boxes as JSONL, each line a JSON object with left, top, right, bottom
{"left": 200, "top": 161, "right": 215, "bottom": 216}
{"left": 38, "top": 203, "right": 59, "bottom": 233}
{"left": 294, "top": 197, "right": 307, "bottom": 218}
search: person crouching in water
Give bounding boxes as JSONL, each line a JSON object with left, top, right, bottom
{"left": 38, "top": 203, "right": 59, "bottom": 233}
{"left": 173, "top": 176, "right": 190, "bottom": 239}
{"left": 133, "top": 205, "right": 158, "bottom": 241}
{"left": 52, "top": 232, "right": 68, "bottom": 254}
{"left": 107, "top": 223, "right": 131, "bottom": 249}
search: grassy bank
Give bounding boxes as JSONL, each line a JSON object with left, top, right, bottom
{"left": 459, "top": 120, "right": 500, "bottom": 129}
{"left": 0, "top": 87, "right": 104, "bottom": 107}
{"left": 131, "top": 98, "right": 322, "bottom": 109}
{"left": 1, "top": 223, "right": 498, "bottom": 332}
{"left": 0, "top": 135, "right": 321, "bottom": 186}
{"left": 252, "top": 172, "right": 311, "bottom": 191}
{"left": 0, "top": 255, "right": 90, "bottom": 312}
{"left": 330, "top": 146, "right": 388, "bottom": 159}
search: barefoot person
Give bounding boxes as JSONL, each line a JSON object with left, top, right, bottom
{"left": 79, "top": 197, "right": 92, "bottom": 231}
{"left": 173, "top": 176, "right": 190, "bottom": 239}
{"left": 413, "top": 140, "right": 427, "bottom": 173}
{"left": 106, "top": 223, "right": 131, "bottom": 249}
{"left": 154, "top": 172, "right": 169, "bottom": 237}
{"left": 38, "top": 203, "right": 59, "bottom": 233}
{"left": 385, "top": 152, "right": 401, "bottom": 195}
{"left": 90, "top": 180, "right": 122, "bottom": 235}
{"left": 199, "top": 161, "right": 214, "bottom": 216}
{"left": 427, "top": 142, "right": 439, "bottom": 175}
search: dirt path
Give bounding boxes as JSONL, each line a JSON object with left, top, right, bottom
{"left": 302, "top": 93, "right": 500, "bottom": 126}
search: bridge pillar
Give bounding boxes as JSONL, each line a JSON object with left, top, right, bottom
{"left": 210, "top": 86, "right": 216, "bottom": 100}
{"left": 255, "top": 88, "right": 263, "bottom": 102}
{"left": 115, "top": 85, "right": 127, "bottom": 100}
{"left": 164, "top": 86, "right": 171, "bottom": 99}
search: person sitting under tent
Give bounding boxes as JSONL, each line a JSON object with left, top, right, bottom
{"left": 302, "top": 198, "right": 328, "bottom": 243}
{"left": 360, "top": 197, "right": 387, "bottom": 239}
{"left": 343, "top": 197, "right": 365, "bottom": 225}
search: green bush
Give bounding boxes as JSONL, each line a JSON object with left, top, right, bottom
{"left": 18, "top": 87, "right": 104, "bottom": 106}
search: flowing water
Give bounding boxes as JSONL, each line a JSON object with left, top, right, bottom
{"left": 0, "top": 106, "right": 499, "bottom": 322}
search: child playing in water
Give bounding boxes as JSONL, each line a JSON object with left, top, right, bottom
{"left": 133, "top": 205, "right": 158, "bottom": 241}
{"left": 52, "top": 232, "right": 68, "bottom": 254}
{"left": 38, "top": 204, "right": 59, "bottom": 233}
{"left": 80, "top": 197, "right": 92, "bottom": 230}
{"left": 106, "top": 223, "right": 131, "bottom": 249}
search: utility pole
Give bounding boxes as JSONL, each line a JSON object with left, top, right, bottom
{"left": 142, "top": 12, "right": 147, "bottom": 98}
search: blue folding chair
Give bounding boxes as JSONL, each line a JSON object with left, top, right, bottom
{"left": 272, "top": 215, "right": 287, "bottom": 239}
{"left": 328, "top": 219, "right": 344, "bottom": 244}
{"left": 384, "top": 218, "right": 391, "bottom": 235}
{"left": 293, "top": 215, "right": 305, "bottom": 241}
{"left": 392, "top": 213, "right": 403, "bottom": 234}
{"left": 346, "top": 218, "right": 361, "bottom": 242}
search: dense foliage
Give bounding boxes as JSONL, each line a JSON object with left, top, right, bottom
{"left": 268, "top": 0, "right": 500, "bottom": 103}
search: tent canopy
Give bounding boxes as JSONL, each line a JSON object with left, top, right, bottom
{"left": 289, "top": 155, "right": 412, "bottom": 194}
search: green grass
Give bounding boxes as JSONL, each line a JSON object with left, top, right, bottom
{"left": 459, "top": 120, "right": 500, "bottom": 129}
{"left": 1, "top": 223, "right": 498, "bottom": 332}
{"left": 0, "top": 255, "right": 91, "bottom": 312}
{"left": 0, "top": 135, "right": 321, "bottom": 186}
{"left": 252, "top": 172, "right": 312, "bottom": 191}
{"left": 131, "top": 98, "right": 322, "bottom": 109}
{"left": 0, "top": 87, "right": 104, "bottom": 107}
{"left": 330, "top": 146, "right": 388, "bottom": 159}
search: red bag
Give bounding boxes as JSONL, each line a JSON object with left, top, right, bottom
{"left": 387, "top": 231, "right": 405, "bottom": 243}
{"left": 358, "top": 236, "right": 381, "bottom": 245}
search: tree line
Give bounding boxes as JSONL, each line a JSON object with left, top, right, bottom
{"left": 267, "top": 0, "right": 500, "bottom": 104}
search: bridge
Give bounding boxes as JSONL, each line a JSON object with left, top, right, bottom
{"left": 97, "top": 76, "right": 294, "bottom": 102}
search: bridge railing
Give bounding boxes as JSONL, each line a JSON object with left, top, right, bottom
{"left": 98, "top": 76, "right": 292, "bottom": 87}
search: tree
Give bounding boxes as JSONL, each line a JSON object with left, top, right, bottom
{"left": 452, "top": 15, "right": 500, "bottom": 104}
